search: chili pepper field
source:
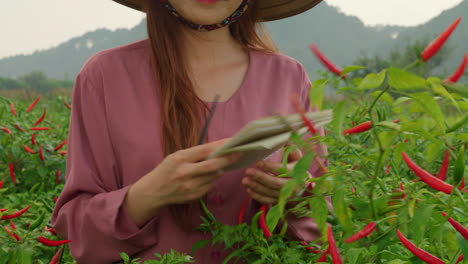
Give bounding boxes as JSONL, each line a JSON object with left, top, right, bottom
{"left": 1, "top": 18, "right": 468, "bottom": 264}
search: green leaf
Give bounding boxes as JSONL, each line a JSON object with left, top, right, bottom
{"left": 358, "top": 70, "right": 387, "bottom": 90}
{"left": 120, "top": 253, "right": 130, "bottom": 264}
{"left": 341, "top": 65, "right": 367, "bottom": 76}
{"left": 370, "top": 91, "right": 394, "bottom": 104}
{"left": 409, "top": 204, "right": 435, "bottom": 244}
{"left": 376, "top": 121, "right": 400, "bottom": 132}
{"left": 330, "top": 100, "right": 347, "bottom": 136}
{"left": 456, "top": 133, "right": 468, "bottom": 141}
{"left": 447, "top": 114, "right": 468, "bottom": 133}
{"left": 309, "top": 196, "right": 329, "bottom": 238}
{"left": 388, "top": 66, "right": 428, "bottom": 90}
{"left": 409, "top": 92, "right": 445, "bottom": 131}
{"left": 310, "top": 79, "right": 328, "bottom": 110}
{"left": 266, "top": 204, "right": 281, "bottom": 232}
{"left": 424, "top": 142, "right": 445, "bottom": 163}
{"left": 278, "top": 180, "right": 297, "bottom": 216}
{"left": 381, "top": 132, "right": 400, "bottom": 149}
{"left": 429, "top": 78, "right": 461, "bottom": 112}
{"left": 292, "top": 153, "right": 314, "bottom": 183}
{"left": 453, "top": 146, "right": 465, "bottom": 186}
{"left": 332, "top": 187, "right": 352, "bottom": 232}
{"left": 191, "top": 240, "right": 210, "bottom": 256}
{"left": 346, "top": 248, "right": 366, "bottom": 264}
{"left": 457, "top": 233, "right": 468, "bottom": 262}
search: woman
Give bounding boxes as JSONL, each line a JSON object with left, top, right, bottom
{"left": 51, "top": 0, "right": 327, "bottom": 263}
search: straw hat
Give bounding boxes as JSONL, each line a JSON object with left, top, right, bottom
{"left": 113, "top": 0, "right": 323, "bottom": 21}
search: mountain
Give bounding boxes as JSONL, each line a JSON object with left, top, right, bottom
{"left": 0, "top": 1, "right": 466, "bottom": 80}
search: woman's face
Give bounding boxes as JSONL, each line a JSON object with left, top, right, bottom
{"left": 169, "top": 0, "right": 244, "bottom": 25}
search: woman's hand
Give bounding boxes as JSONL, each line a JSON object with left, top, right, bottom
{"left": 125, "top": 138, "right": 241, "bottom": 226}
{"left": 242, "top": 147, "right": 309, "bottom": 204}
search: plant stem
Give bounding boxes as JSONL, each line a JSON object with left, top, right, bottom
{"left": 361, "top": 84, "right": 390, "bottom": 118}
{"left": 448, "top": 249, "right": 462, "bottom": 264}
{"left": 369, "top": 110, "right": 386, "bottom": 223}
{"left": 402, "top": 60, "right": 422, "bottom": 71}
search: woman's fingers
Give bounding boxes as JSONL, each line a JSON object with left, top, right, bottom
{"left": 287, "top": 145, "right": 303, "bottom": 163}
{"left": 246, "top": 188, "right": 277, "bottom": 204}
{"left": 186, "top": 152, "right": 242, "bottom": 177}
{"left": 172, "top": 138, "right": 232, "bottom": 163}
{"left": 255, "top": 160, "right": 297, "bottom": 176}
{"left": 245, "top": 168, "right": 287, "bottom": 190}
{"left": 242, "top": 176, "right": 280, "bottom": 198}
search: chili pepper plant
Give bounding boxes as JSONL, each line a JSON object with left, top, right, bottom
{"left": 188, "top": 17, "right": 468, "bottom": 264}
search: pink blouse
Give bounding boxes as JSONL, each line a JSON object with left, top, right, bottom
{"left": 51, "top": 39, "right": 328, "bottom": 264}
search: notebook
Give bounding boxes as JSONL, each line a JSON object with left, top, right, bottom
{"left": 208, "top": 110, "right": 333, "bottom": 171}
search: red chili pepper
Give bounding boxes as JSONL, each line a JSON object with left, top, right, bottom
{"left": 459, "top": 178, "right": 465, "bottom": 190}
{"left": 9, "top": 163, "right": 17, "bottom": 185}
{"left": 238, "top": 197, "right": 250, "bottom": 224}
{"left": 0, "top": 180, "right": 4, "bottom": 188}
{"left": 0, "top": 208, "right": 6, "bottom": 212}
{"left": 45, "top": 226, "right": 58, "bottom": 236}
{"left": 444, "top": 53, "right": 468, "bottom": 83}
{"left": 54, "top": 140, "right": 68, "bottom": 151}
{"left": 396, "top": 230, "right": 444, "bottom": 264}
{"left": 33, "top": 109, "right": 47, "bottom": 126}
{"left": 37, "top": 236, "right": 71, "bottom": 247}
{"left": 441, "top": 212, "right": 468, "bottom": 240}
{"left": 24, "top": 145, "right": 36, "bottom": 154}
{"left": 457, "top": 254, "right": 464, "bottom": 264}
{"left": 290, "top": 94, "right": 317, "bottom": 135}
{"left": 63, "top": 100, "right": 71, "bottom": 110}
{"left": 301, "top": 241, "right": 321, "bottom": 254}
{"left": 401, "top": 152, "right": 458, "bottom": 194}
{"left": 3, "top": 226, "right": 20, "bottom": 241}
{"left": 310, "top": 44, "right": 344, "bottom": 78}
{"left": 10, "top": 220, "right": 16, "bottom": 230}
{"left": 26, "top": 96, "right": 41, "bottom": 112}
{"left": 49, "top": 248, "right": 63, "bottom": 264}
{"left": 31, "top": 133, "right": 37, "bottom": 145}
{"left": 437, "top": 150, "right": 450, "bottom": 181}
{"left": 39, "top": 145, "right": 45, "bottom": 161}
{"left": 1, "top": 205, "right": 30, "bottom": 220}
{"left": 342, "top": 121, "right": 373, "bottom": 135}
{"left": 259, "top": 205, "right": 272, "bottom": 239}
{"left": 327, "top": 226, "right": 343, "bottom": 264}
{"left": 31, "top": 127, "right": 51, "bottom": 131}
{"left": 316, "top": 249, "right": 329, "bottom": 262}
{"left": 421, "top": 18, "right": 462, "bottom": 62}
{"left": 384, "top": 164, "right": 391, "bottom": 175}
{"left": 13, "top": 124, "right": 25, "bottom": 133}
{"left": 59, "top": 151, "right": 67, "bottom": 156}
{"left": 344, "top": 222, "right": 377, "bottom": 243}
{"left": 56, "top": 170, "right": 61, "bottom": 185}
{"left": 400, "top": 182, "right": 407, "bottom": 199}
{"left": 10, "top": 102, "right": 17, "bottom": 116}
{"left": 1, "top": 127, "right": 12, "bottom": 135}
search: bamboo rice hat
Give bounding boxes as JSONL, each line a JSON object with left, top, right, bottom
{"left": 112, "top": 0, "right": 322, "bottom": 21}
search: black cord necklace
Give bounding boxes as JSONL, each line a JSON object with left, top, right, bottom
{"left": 161, "top": 0, "right": 250, "bottom": 32}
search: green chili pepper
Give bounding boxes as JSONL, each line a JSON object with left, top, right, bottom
{"left": 453, "top": 146, "right": 465, "bottom": 187}
{"left": 29, "top": 211, "right": 45, "bottom": 230}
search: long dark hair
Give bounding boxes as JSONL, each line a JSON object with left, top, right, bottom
{"left": 143, "top": 1, "right": 278, "bottom": 233}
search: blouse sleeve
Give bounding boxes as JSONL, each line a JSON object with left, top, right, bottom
{"left": 51, "top": 68, "right": 159, "bottom": 263}
{"left": 282, "top": 64, "right": 332, "bottom": 242}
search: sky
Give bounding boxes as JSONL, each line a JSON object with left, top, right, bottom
{"left": 0, "top": 0, "right": 464, "bottom": 59}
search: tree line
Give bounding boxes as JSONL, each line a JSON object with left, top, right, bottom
{"left": 0, "top": 71, "right": 73, "bottom": 93}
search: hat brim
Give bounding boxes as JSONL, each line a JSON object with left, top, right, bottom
{"left": 112, "top": 0, "right": 322, "bottom": 22}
